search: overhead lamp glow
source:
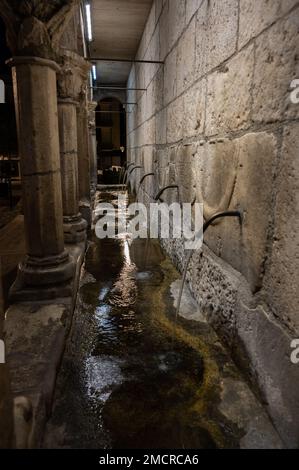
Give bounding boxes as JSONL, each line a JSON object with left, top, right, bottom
{"left": 85, "top": 3, "right": 93, "bottom": 42}
{"left": 92, "top": 65, "right": 97, "bottom": 81}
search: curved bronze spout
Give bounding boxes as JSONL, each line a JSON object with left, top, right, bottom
{"left": 136, "top": 173, "right": 155, "bottom": 203}
{"left": 119, "top": 166, "right": 126, "bottom": 185}
{"left": 121, "top": 163, "right": 136, "bottom": 188}
{"left": 129, "top": 165, "right": 143, "bottom": 175}
{"left": 203, "top": 210, "right": 242, "bottom": 232}
{"left": 139, "top": 172, "right": 155, "bottom": 187}
{"left": 175, "top": 210, "right": 242, "bottom": 322}
{"left": 126, "top": 162, "right": 135, "bottom": 169}
{"left": 154, "top": 185, "right": 179, "bottom": 201}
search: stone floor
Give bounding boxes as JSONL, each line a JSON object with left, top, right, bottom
{"left": 0, "top": 213, "right": 87, "bottom": 448}
{"left": 4, "top": 241, "right": 86, "bottom": 448}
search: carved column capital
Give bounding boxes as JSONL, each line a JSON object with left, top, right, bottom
{"left": 57, "top": 50, "right": 91, "bottom": 103}
{"left": 0, "top": 0, "right": 81, "bottom": 58}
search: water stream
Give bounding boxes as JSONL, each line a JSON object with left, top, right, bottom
{"left": 44, "top": 190, "right": 282, "bottom": 449}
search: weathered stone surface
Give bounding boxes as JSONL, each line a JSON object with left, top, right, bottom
{"left": 195, "top": 0, "right": 208, "bottom": 79}
{"left": 223, "top": 132, "right": 276, "bottom": 291}
{"left": 168, "top": 0, "right": 186, "bottom": 49}
{"left": 58, "top": 102, "right": 78, "bottom": 217}
{"left": 264, "top": 124, "right": 299, "bottom": 334}
{"left": 167, "top": 96, "right": 184, "bottom": 143}
{"left": 219, "top": 377, "right": 282, "bottom": 449}
{"left": 1, "top": 1, "right": 81, "bottom": 57}
{"left": 252, "top": 13, "right": 299, "bottom": 123}
{"left": 193, "top": 133, "right": 276, "bottom": 291}
{"left": 144, "top": 116, "right": 156, "bottom": 145}
{"left": 206, "top": 0, "right": 238, "bottom": 71}
{"left": 4, "top": 243, "right": 85, "bottom": 447}
{"left": 194, "top": 139, "right": 239, "bottom": 219}
{"left": 127, "top": 0, "right": 299, "bottom": 448}
{"left": 185, "top": 0, "right": 202, "bottom": 25}
{"left": 239, "top": 0, "right": 299, "bottom": 48}
{"left": 183, "top": 79, "right": 206, "bottom": 137}
{"left": 159, "top": 0, "right": 169, "bottom": 60}
{"left": 164, "top": 46, "right": 177, "bottom": 105}
{"left": 155, "top": 0, "right": 163, "bottom": 24}
{"left": 176, "top": 17, "right": 196, "bottom": 95}
{"left": 156, "top": 108, "right": 167, "bottom": 144}
{"left": 175, "top": 144, "right": 197, "bottom": 203}
{"left": 206, "top": 44, "right": 254, "bottom": 135}
{"left": 195, "top": 0, "right": 238, "bottom": 77}
{"left": 11, "top": 57, "right": 74, "bottom": 292}
{"left": 235, "top": 301, "right": 299, "bottom": 448}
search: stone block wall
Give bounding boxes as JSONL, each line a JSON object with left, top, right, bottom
{"left": 126, "top": 0, "right": 299, "bottom": 447}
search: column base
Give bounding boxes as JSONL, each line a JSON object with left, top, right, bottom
{"left": 63, "top": 214, "right": 87, "bottom": 244}
{"left": 79, "top": 199, "right": 92, "bottom": 226}
{"left": 9, "top": 251, "right": 75, "bottom": 302}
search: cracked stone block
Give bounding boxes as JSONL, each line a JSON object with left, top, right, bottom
{"left": 195, "top": 0, "right": 238, "bottom": 78}
{"left": 223, "top": 132, "right": 276, "bottom": 291}
{"left": 206, "top": 44, "right": 254, "bottom": 135}
{"left": 195, "top": 0, "right": 209, "bottom": 78}
{"left": 156, "top": 108, "right": 167, "bottom": 144}
{"left": 252, "top": 12, "right": 299, "bottom": 123}
{"left": 235, "top": 301, "right": 299, "bottom": 448}
{"left": 168, "top": 0, "right": 186, "bottom": 49}
{"left": 183, "top": 79, "right": 206, "bottom": 138}
{"left": 167, "top": 96, "right": 184, "bottom": 143}
{"left": 177, "top": 17, "right": 196, "bottom": 95}
{"left": 159, "top": 1, "right": 169, "bottom": 60}
{"left": 144, "top": 117, "right": 156, "bottom": 145}
{"left": 186, "top": 0, "right": 202, "bottom": 25}
{"left": 264, "top": 123, "right": 299, "bottom": 334}
{"left": 176, "top": 144, "right": 197, "bottom": 203}
{"left": 239, "top": 0, "right": 299, "bottom": 48}
{"left": 164, "top": 47, "right": 177, "bottom": 105}
{"left": 155, "top": 0, "right": 163, "bottom": 24}
{"left": 195, "top": 133, "right": 276, "bottom": 291}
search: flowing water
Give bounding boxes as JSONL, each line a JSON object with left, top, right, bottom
{"left": 44, "top": 190, "right": 281, "bottom": 449}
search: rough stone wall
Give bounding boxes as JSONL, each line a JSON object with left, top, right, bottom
{"left": 126, "top": 0, "right": 299, "bottom": 447}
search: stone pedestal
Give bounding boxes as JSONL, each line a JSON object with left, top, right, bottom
{"left": 9, "top": 56, "right": 74, "bottom": 297}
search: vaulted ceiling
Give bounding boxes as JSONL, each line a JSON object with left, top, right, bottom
{"left": 89, "top": 0, "right": 153, "bottom": 85}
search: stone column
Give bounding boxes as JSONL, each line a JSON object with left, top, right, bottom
{"left": 88, "top": 101, "right": 98, "bottom": 198}
{"left": 57, "top": 51, "right": 88, "bottom": 244}
{"left": 77, "top": 90, "right": 92, "bottom": 225}
{"left": 9, "top": 56, "right": 74, "bottom": 296}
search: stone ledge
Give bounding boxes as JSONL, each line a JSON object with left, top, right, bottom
{"left": 161, "top": 238, "right": 299, "bottom": 448}
{"left": 4, "top": 242, "right": 86, "bottom": 448}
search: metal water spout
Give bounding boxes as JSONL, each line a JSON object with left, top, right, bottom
{"left": 126, "top": 162, "right": 135, "bottom": 170}
{"left": 154, "top": 185, "right": 180, "bottom": 202}
{"left": 129, "top": 165, "right": 143, "bottom": 175}
{"left": 175, "top": 210, "right": 242, "bottom": 321}
{"left": 136, "top": 172, "right": 155, "bottom": 202}
{"left": 139, "top": 172, "right": 155, "bottom": 188}
{"left": 127, "top": 165, "right": 143, "bottom": 194}
{"left": 121, "top": 163, "right": 136, "bottom": 189}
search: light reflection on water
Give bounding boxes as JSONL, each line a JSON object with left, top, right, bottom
{"left": 45, "top": 190, "right": 242, "bottom": 450}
